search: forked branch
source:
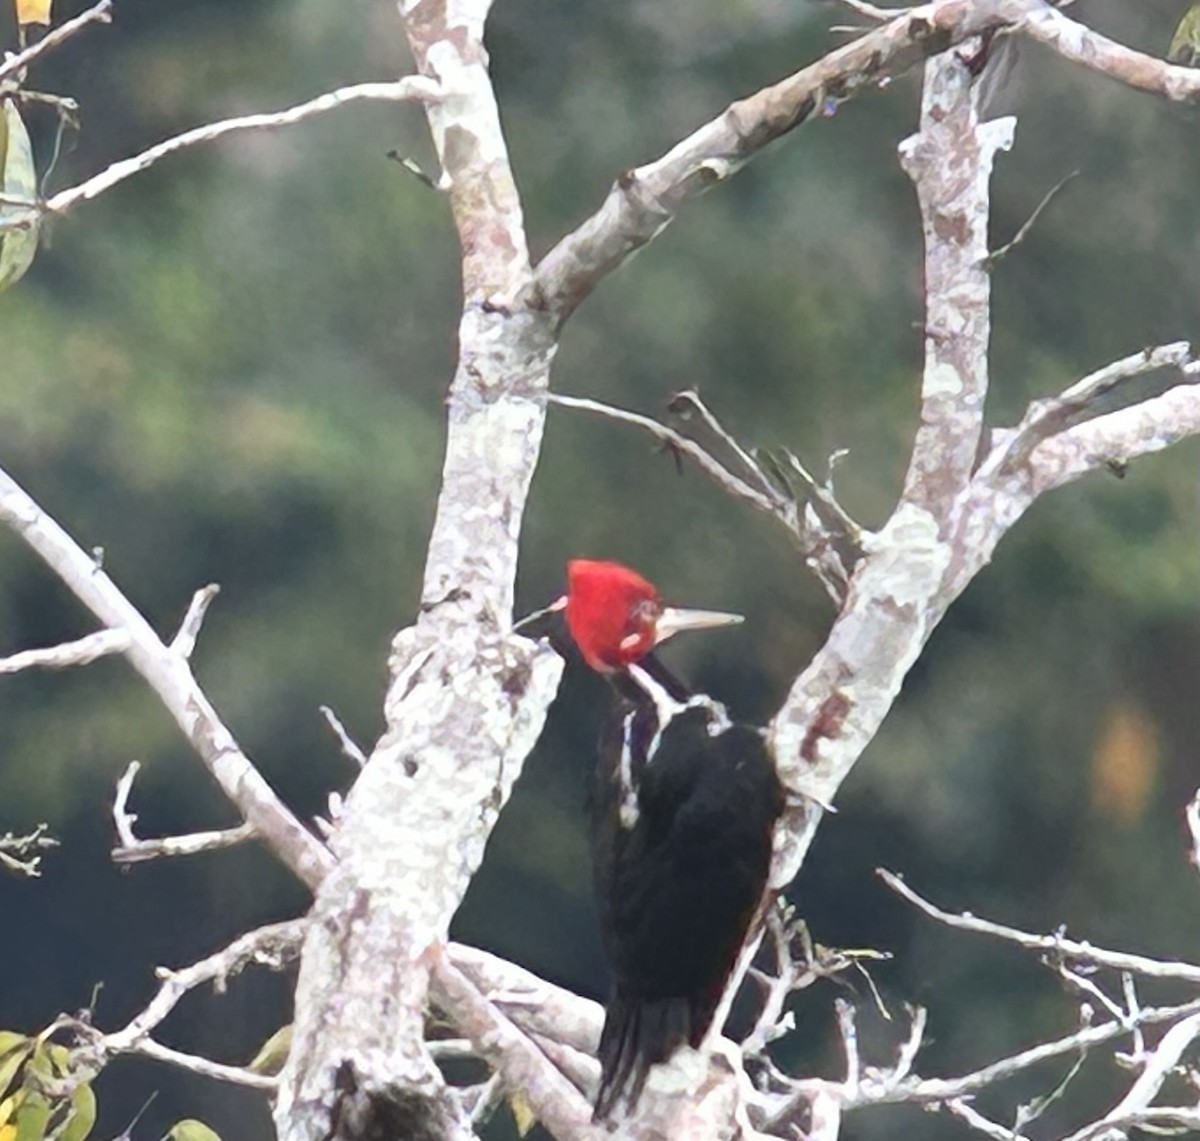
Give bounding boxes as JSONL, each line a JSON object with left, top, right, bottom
{"left": 0, "top": 462, "right": 332, "bottom": 889}
{"left": 111, "top": 760, "right": 257, "bottom": 866}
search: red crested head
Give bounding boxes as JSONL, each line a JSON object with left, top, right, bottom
{"left": 565, "top": 559, "right": 663, "bottom": 673}
{"left": 562, "top": 559, "right": 744, "bottom": 674}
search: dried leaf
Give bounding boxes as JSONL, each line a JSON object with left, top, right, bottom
{"left": 508, "top": 1091, "right": 536, "bottom": 1138}
{"left": 14, "top": 0, "right": 52, "bottom": 27}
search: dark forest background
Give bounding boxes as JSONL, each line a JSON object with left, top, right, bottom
{"left": 1, "top": 1, "right": 1199, "bottom": 1138}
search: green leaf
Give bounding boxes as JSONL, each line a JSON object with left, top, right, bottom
{"left": 164, "top": 1121, "right": 222, "bottom": 1141}
{"left": 14, "top": 1090, "right": 50, "bottom": 1141}
{"left": 0, "top": 100, "right": 39, "bottom": 292}
{"left": 247, "top": 1025, "right": 291, "bottom": 1076}
{"left": 1168, "top": 3, "right": 1200, "bottom": 64}
{"left": 39, "top": 1047, "right": 71, "bottom": 1080}
{"left": 0, "top": 1036, "right": 32, "bottom": 1100}
{"left": 52, "top": 1083, "right": 94, "bottom": 1141}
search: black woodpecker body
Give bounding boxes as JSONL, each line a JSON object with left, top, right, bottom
{"left": 559, "top": 560, "right": 785, "bottom": 1119}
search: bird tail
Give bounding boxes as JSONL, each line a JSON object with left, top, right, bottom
{"left": 593, "top": 995, "right": 696, "bottom": 1121}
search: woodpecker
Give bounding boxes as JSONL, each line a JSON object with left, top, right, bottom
{"left": 558, "top": 559, "right": 785, "bottom": 1119}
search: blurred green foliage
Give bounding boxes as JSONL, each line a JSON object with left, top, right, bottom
{"left": 1169, "top": 2, "right": 1200, "bottom": 64}
{"left": 0, "top": 1, "right": 1198, "bottom": 1139}
{"left": 0, "top": 1030, "right": 96, "bottom": 1141}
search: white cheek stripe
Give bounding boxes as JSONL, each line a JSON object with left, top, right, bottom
{"left": 625, "top": 663, "right": 732, "bottom": 757}
{"left": 618, "top": 711, "right": 640, "bottom": 829}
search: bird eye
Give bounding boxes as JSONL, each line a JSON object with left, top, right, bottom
{"left": 617, "top": 599, "right": 661, "bottom": 659}
{"left": 628, "top": 599, "right": 660, "bottom": 626}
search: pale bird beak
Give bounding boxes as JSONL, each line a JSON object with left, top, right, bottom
{"left": 654, "top": 606, "right": 744, "bottom": 645}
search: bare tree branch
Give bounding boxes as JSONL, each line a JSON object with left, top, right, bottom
{"left": 898, "top": 54, "right": 1012, "bottom": 518}
{"left": 548, "top": 393, "right": 786, "bottom": 519}
{"left": 1187, "top": 789, "right": 1200, "bottom": 877}
{"left": 764, "top": 35, "right": 1009, "bottom": 905}
{"left": 984, "top": 168, "right": 1079, "bottom": 267}
{"left": 318, "top": 705, "right": 368, "bottom": 768}
{"left": 430, "top": 957, "right": 600, "bottom": 1141}
{"left": 834, "top": 0, "right": 908, "bottom": 22}
{"left": 445, "top": 943, "right": 603, "bottom": 1058}
{"left": 276, "top": 1, "right": 565, "bottom": 1137}
{"left": 0, "top": 823, "right": 58, "bottom": 876}
{"left": 0, "top": 628, "right": 129, "bottom": 675}
{"left": 944, "top": 1098, "right": 1026, "bottom": 1140}
{"left": 0, "top": 0, "right": 112, "bottom": 86}
{"left": 111, "top": 760, "right": 257, "bottom": 865}
{"left": 32, "top": 78, "right": 443, "bottom": 221}
{"left": 548, "top": 391, "right": 858, "bottom": 603}
{"left": 1017, "top": 3, "right": 1200, "bottom": 102}
{"left": 0, "top": 462, "right": 333, "bottom": 890}
{"left": 58, "top": 921, "right": 303, "bottom": 1092}
{"left": 132, "top": 1040, "right": 277, "bottom": 1092}
{"left": 1069, "top": 1011, "right": 1200, "bottom": 1141}
{"left": 879, "top": 868, "right": 1200, "bottom": 984}
{"left": 534, "top": 0, "right": 1021, "bottom": 323}
{"left": 169, "top": 584, "right": 219, "bottom": 660}
{"left": 985, "top": 343, "right": 1195, "bottom": 478}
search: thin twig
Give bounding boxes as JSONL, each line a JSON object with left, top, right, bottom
{"left": 43, "top": 77, "right": 443, "bottom": 217}
{"left": 0, "top": 628, "right": 129, "bottom": 675}
{"left": 1187, "top": 788, "right": 1200, "bottom": 877}
{"left": 466, "top": 1073, "right": 504, "bottom": 1125}
{"left": 133, "top": 1039, "right": 277, "bottom": 1091}
{"left": 984, "top": 169, "right": 1079, "bottom": 267}
{"left": 56, "top": 921, "right": 304, "bottom": 1093}
{"left": 0, "top": 823, "right": 58, "bottom": 876}
{"left": 426, "top": 1038, "right": 479, "bottom": 1060}
{"left": 549, "top": 392, "right": 856, "bottom": 601}
{"left": 319, "top": 705, "right": 368, "bottom": 768}
{"left": 111, "top": 760, "right": 257, "bottom": 865}
{"left": 837, "top": 1000, "right": 861, "bottom": 1094}
{"left": 1056, "top": 962, "right": 1125, "bottom": 1024}
{"left": 986, "top": 342, "right": 1195, "bottom": 477}
{"left": 429, "top": 956, "right": 599, "bottom": 1141}
{"left": 1059, "top": 1105, "right": 1200, "bottom": 1141}
{"left": 548, "top": 393, "right": 784, "bottom": 517}
{"left": 943, "top": 1098, "right": 1026, "bottom": 1140}
{"left": 170, "top": 584, "right": 219, "bottom": 660}
{"left": 0, "top": 462, "right": 333, "bottom": 889}
{"left": 0, "top": 0, "right": 113, "bottom": 86}
{"left": 879, "top": 868, "right": 1200, "bottom": 983}
{"left": 834, "top": 0, "right": 908, "bottom": 20}
{"left": 668, "top": 389, "right": 780, "bottom": 500}
{"left": 889, "top": 1005, "right": 927, "bottom": 1085}
{"left": 1065, "top": 1011, "right": 1200, "bottom": 1141}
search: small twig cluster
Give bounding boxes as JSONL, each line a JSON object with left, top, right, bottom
{"left": 0, "top": 822, "right": 58, "bottom": 877}
{"left": 733, "top": 872, "right": 1200, "bottom": 1141}
{"left": 549, "top": 389, "right": 863, "bottom": 604}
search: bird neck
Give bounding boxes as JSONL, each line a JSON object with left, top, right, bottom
{"left": 611, "top": 652, "right": 691, "bottom": 705}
